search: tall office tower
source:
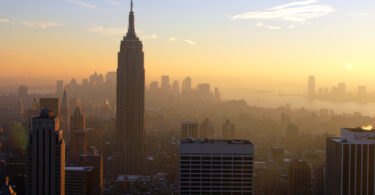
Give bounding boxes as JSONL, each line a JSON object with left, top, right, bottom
{"left": 61, "top": 90, "right": 70, "bottom": 144}
{"left": 172, "top": 80, "right": 180, "bottom": 94}
{"left": 222, "top": 119, "right": 235, "bottom": 139}
{"left": 65, "top": 167, "right": 95, "bottom": 195}
{"left": 56, "top": 80, "right": 64, "bottom": 97}
{"left": 181, "top": 122, "right": 199, "bottom": 139}
{"left": 40, "top": 98, "right": 60, "bottom": 117}
{"left": 288, "top": 160, "right": 311, "bottom": 195}
{"left": 214, "top": 87, "right": 221, "bottom": 100}
{"left": 115, "top": 0, "right": 145, "bottom": 175}
{"left": 313, "top": 164, "right": 325, "bottom": 195}
{"left": 326, "top": 128, "right": 375, "bottom": 195}
{"left": 26, "top": 109, "right": 65, "bottom": 195}
{"left": 105, "top": 71, "right": 117, "bottom": 86}
{"left": 70, "top": 106, "right": 87, "bottom": 163}
{"left": 199, "top": 118, "right": 214, "bottom": 139}
{"left": 338, "top": 82, "right": 346, "bottom": 95}
{"left": 181, "top": 76, "right": 192, "bottom": 94}
{"left": 149, "top": 81, "right": 158, "bottom": 93}
{"left": 18, "top": 97, "right": 24, "bottom": 116}
{"left": 18, "top": 85, "right": 28, "bottom": 100}
{"left": 308, "top": 75, "right": 315, "bottom": 98}
{"left": 161, "top": 75, "right": 170, "bottom": 90}
{"left": 179, "top": 139, "right": 254, "bottom": 194}
{"left": 78, "top": 154, "right": 103, "bottom": 194}
{"left": 357, "top": 85, "right": 367, "bottom": 97}
{"left": 196, "top": 83, "right": 211, "bottom": 97}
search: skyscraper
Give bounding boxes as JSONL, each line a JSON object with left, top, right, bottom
{"left": 65, "top": 167, "right": 95, "bottom": 195}
{"left": 222, "top": 119, "right": 235, "bottom": 139}
{"left": 172, "top": 80, "right": 180, "bottom": 94}
{"left": 116, "top": 0, "right": 145, "bottom": 175}
{"left": 56, "top": 80, "right": 64, "bottom": 97}
{"left": 181, "top": 122, "right": 198, "bottom": 139}
{"left": 199, "top": 118, "right": 214, "bottom": 139}
{"left": 181, "top": 76, "right": 192, "bottom": 94}
{"left": 179, "top": 139, "right": 254, "bottom": 194}
{"left": 70, "top": 106, "right": 87, "bottom": 163}
{"left": 26, "top": 109, "right": 65, "bottom": 195}
{"left": 61, "top": 90, "right": 70, "bottom": 144}
{"left": 308, "top": 75, "right": 315, "bottom": 98}
{"left": 161, "top": 75, "right": 170, "bottom": 90}
{"left": 326, "top": 128, "right": 375, "bottom": 195}
{"left": 18, "top": 85, "right": 28, "bottom": 100}
{"left": 78, "top": 154, "right": 103, "bottom": 194}
{"left": 196, "top": 83, "right": 211, "bottom": 98}
{"left": 288, "top": 160, "right": 311, "bottom": 195}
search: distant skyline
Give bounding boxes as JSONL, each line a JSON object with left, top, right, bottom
{"left": 1, "top": 0, "right": 375, "bottom": 91}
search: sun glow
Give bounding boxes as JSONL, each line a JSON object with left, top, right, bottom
{"left": 362, "top": 125, "right": 373, "bottom": 131}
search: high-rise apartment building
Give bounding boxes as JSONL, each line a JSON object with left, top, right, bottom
{"left": 181, "top": 122, "right": 198, "bottom": 139}
{"left": 222, "top": 119, "right": 235, "bottom": 139}
{"left": 313, "top": 164, "right": 325, "bottom": 195}
{"left": 308, "top": 75, "right": 315, "bottom": 98}
{"left": 179, "top": 139, "right": 254, "bottom": 194}
{"left": 26, "top": 109, "right": 65, "bottom": 195}
{"left": 115, "top": 0, "right": 145, "bottom": 175}
{"left": 200, "top": 118, "right": 214, "bottom": 139}
{"left": 70, "top": 106, "right": 87, "bottom": 163}
{"left": 161, "top": 75, "right": 170, "bottom": 90}
{"left": 78, "top": 154, "right": 103, "bottom": 194}
{"left": 326, "top": 127, "right": 375, "bottom": 195}
{"left": 61, "top": 90, "right": 70, "bottom": 143}
{"left": 288, "top": 160, "right": 311, "bottom": 195}
{"left": 197, "top": 83, "right": 211, "bottom": 97}
{"left": 18, "top": 85, "right": 28, "bottom": 100}
{"left": 65, "top": 167, "right": 94, "bottom": 195}
{"left": 181, "top": 77, "right": 192, "bottom": 94}
{"left": 56, "top": 80, "right": 64, "bottom": 97}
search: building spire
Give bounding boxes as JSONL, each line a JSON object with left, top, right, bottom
{"left": 126, "top": 0, "right": 136, "bottom": 38}
{"left": 131, "top": 0, "right": 133, "bottom": 12}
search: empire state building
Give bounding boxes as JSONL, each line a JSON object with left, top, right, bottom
{"left": 116, "top": 0, "right": 145, "bottom": 175}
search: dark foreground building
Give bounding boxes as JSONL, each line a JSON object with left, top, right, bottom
{"left": 326, "top": 127, "right": 375, "bottom": 195}
{"left": 26, "top": 109, "right": 65, "bottom": 195}
{"left": 115, "top": 0, "right": 145, "bottom": 175}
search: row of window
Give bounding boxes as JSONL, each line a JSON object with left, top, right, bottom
{"left": 180, "top": 174, "right": 252, "bottom": 178}
{"left": 180, "top": 192, "right": 252, "bottom": 195}
{"left": 181, "top": 178, "right": 252, "bottom": 182}
{"left": 180, "top": 187, "right": 253, "bottom": 191}
{"left": 181, "top": 182, "right": 252, "bottom": 186}
{"left": 181, "top": 156, "right": 253, "bottom": 161}
{"left": 181, "top": 170, "right": 253, "bottom": 174}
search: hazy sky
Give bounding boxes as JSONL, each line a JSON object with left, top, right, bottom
{"left": 1, "top": 0, "right": 375, "bottom": 92}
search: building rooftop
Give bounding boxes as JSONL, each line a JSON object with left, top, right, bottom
{"left": 180, "top": 138, "right": 252, "bottom": 145}
{"left": 330, "top": 128, "right": 375, "bottom": 144}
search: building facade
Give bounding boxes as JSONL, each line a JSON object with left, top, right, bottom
{"left": 65, "top": 167, "right": 94, "bottom": 195}
{"left": 70, "top": 106, "right": 87, "bottom": 163}
{"left": 179, "top": 139, "right": 254, "bottom": 194}
{"left": 26, "top": 109, "right": 65, "bottom": 195}
{"left": 222, "top": 120, "right": 235, "bottom": 139}
{"left": 181, "top": 122, "right": 199, "bottom": 139}
{"left": 326, "top": 128, "right": 375, "bottom": 195}
{"left": 288, "top": 160, "right": 311, "bottom": 195}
